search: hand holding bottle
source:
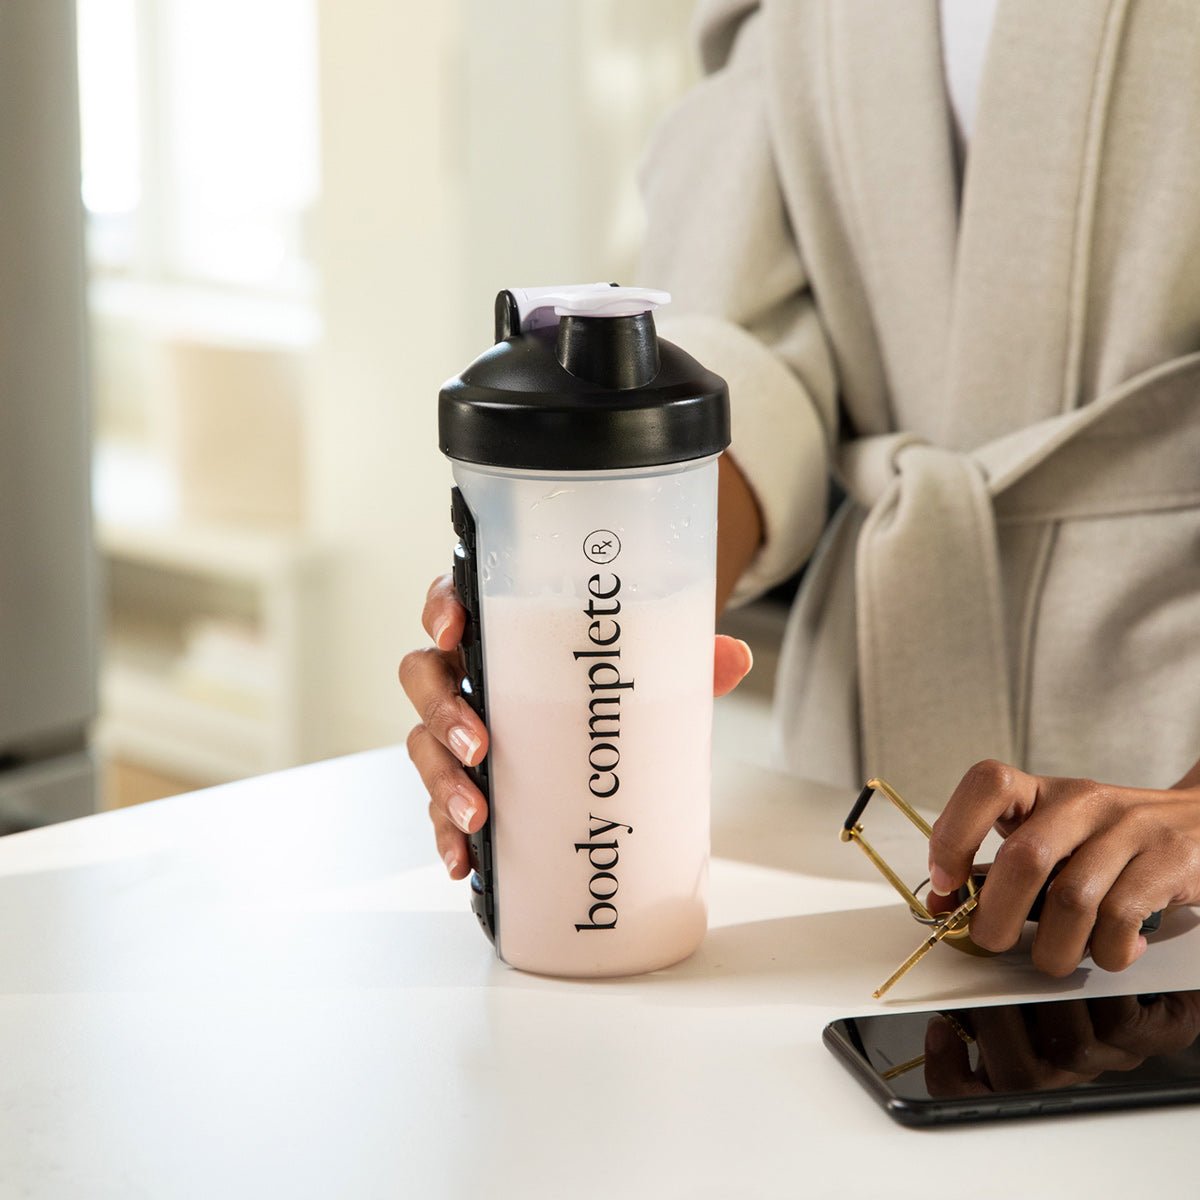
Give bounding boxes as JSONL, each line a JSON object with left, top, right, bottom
{"left": 400, "top": 573, "right": 753, "bottom": 880}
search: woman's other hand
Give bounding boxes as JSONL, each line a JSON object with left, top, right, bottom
{"left": 928, "top": 759, "right": 1200, "bottom": 977}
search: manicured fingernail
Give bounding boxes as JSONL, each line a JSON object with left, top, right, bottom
{"left": 448, "top": 726, "right": 480, "bottom": 766}
{"left": 1134, "top": 935, "right": 1149, "bottom": 960}
{"left": 443, "top": 849, "right": 459, "bottom": 875}
{"left": 929, "top": 864, "right": 955, "bottom": 896}
{"left": 448, "top": 791, "right": 476, "bottom": 833}
{"left": 433, "top": 616, "right": 451, "bottom": 648}
{"left": 737, "top": 638, "right": 754, "bottom": 671}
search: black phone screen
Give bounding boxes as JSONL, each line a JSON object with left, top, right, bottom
{"left": 824, "top": 990, "right": 1200, "bottom": 1126}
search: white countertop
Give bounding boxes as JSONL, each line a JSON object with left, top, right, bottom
{"left": 1, "top": 746, "right": 1197, "bottom": 1198}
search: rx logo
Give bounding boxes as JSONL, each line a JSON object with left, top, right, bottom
{"left": 583, "top": 529, "right": 621, "bottom": 565}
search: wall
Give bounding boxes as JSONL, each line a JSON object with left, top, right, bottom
{"left": 310, "top": 0, "right": 698, "bottom": 754}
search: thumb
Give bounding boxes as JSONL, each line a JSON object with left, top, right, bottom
{"left": 713, "top": 635, "right": 753, "bottom": 697}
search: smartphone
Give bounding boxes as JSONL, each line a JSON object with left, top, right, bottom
{"left": 824, "top": 990, "right": 1200, "bottom": 1127}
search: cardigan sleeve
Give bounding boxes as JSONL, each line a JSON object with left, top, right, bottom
{"left": 638, "top": 0, "right": 837, "bottom": 606}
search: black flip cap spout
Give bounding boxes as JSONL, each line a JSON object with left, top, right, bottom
{"left": 556, "top": 313, "right": 660, "bottom": 390}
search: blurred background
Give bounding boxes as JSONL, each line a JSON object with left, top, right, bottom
{"left": 1, "top": 0, "right": 714, "bottom": 820}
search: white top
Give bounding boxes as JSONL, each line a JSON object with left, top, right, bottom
{"left": 940, "top": 0, "right": 1000, "bottom": 145}
{"left": 0, "top": 745, "right": 1197, "bottom": 1196}
{"left": 509, "top": 283, "right": 670, "bottom": 331}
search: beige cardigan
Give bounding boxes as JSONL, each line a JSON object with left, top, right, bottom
{"left": 640, "top": 0, "right": 1200, "bottom": 801}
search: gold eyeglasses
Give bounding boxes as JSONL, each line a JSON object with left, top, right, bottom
{"left": 841, "top": 778, "right": 991, "bottom": 998}
{"left": 843, "top": 778, "right": 1166, "bottom": 1002}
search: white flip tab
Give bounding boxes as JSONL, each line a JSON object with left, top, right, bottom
{"left": 508, "top": 283, "right": 671, "bottom": 332}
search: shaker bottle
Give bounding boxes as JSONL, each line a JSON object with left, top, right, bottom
{"left": 438, "top": 283, "right": 730, "bottom": 977}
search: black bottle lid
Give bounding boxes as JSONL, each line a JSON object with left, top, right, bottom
{"left": 438, "top": 285, "right": 730, "bottom": 471}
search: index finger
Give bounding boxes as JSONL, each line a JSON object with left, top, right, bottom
{"left": 422, "top": 573, "right": 467, "bottom": 651}
{"left": 928, "top": 760, "right": 1039, "bottom": 895}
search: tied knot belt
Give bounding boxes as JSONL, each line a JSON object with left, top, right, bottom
{"left": 829, "top": 352, "right": 1200, "bottom": 802}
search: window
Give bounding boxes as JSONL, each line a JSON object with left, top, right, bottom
{"left": 77, "top": 0, "right": 319, "bottom": 297}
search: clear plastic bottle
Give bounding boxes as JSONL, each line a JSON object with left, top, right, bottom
{"left": 439, "top": 285, "right": 729, "bottom": 977}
